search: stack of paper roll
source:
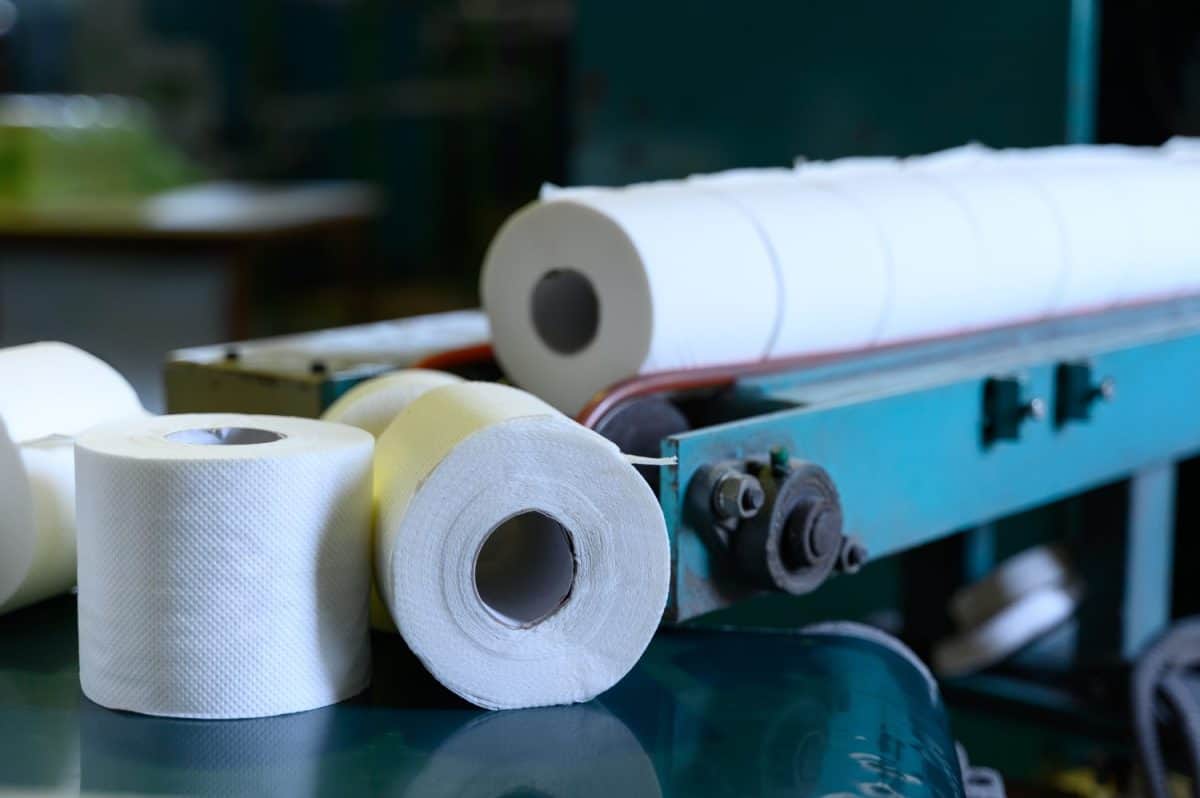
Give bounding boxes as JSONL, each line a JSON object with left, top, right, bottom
{"left": 0, "top": 342, "right": 146, "bottom": 615}
{"left": 482, "top": 143, "right": 1200, "bottom": 414}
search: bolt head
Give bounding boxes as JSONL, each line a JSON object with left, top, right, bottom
{"left": 1098, "top": 377, "right": 1116, "bottom": 401}
{"left": 1026, "top": 396, "right": 1046, "bottom": 421}
{"left": 713, "top": 472, "right": 764, "bottom": 520}
{"left": 839, "top": 538, "right": 868, "bottom": 574}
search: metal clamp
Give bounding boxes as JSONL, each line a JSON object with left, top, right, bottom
{"left": 688, "top": 450, "right": 865, "bottom": 595}
{"left": 982, "top": 376, "right": 1044, "bottom": 445}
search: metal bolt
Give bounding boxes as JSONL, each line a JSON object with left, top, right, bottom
{"left": 1096, "top": 377, "right": 1116, "bottom": 401}
{"left": 838, "top": 537, "right": 868, "bottom": 574}
{"left": 783, "top": 497, "right": 840, "bottom": 569}
{"left": 712, "top": 471, "right": 765, "bottom": 521}
{"left": 1024, "top": 396, "right": 1046, "bottom": 421}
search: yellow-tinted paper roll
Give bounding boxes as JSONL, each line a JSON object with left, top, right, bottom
{"left": 321, "top": 369, "right": 463, "bottom": 631}
{"left": 374, "top": 382, "right": 669, "bottom": 709}
{"left": 322, "top": 369, "right": 462, "bottom": 438}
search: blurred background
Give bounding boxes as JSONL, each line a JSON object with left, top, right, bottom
{"left": 0, "top": 0, "right": 1196, "bottom": 410}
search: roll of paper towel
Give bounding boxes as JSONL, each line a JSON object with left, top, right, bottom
{"left": 76, "top": 413, "right": 374, "bottom": 719}
{"left": 0, "top": 342, "right": 145, "bottom": 615}
{"left": 374, "top": 381, "right": 669, "bottom": 709}
{"left": 481, "top": 183, "right": 778, "bottom": 415}
{"left": 322, "top": 369, "right": 463, "bottom": 438}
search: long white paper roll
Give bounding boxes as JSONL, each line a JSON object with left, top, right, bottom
{"left": 481, "top": 184, "right": 778, "bottom": 415}
{"left": 76, "top": 413, "right": 374, "bottom": 719}
{"left": 0, "top": 342, "right": 145, "bottom": 615}
{"left": 484, "top": 144, "right": 1200, "bottom": 414}
{"left": 322, "top": 369, "right": 463, "bottom": 438}
{"left": 374, "top": 382, "right": 669, "bottom": 709}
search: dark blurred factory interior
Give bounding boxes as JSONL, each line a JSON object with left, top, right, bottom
{"left": 0, "top": 0, "right": 1194, "bottom": 410}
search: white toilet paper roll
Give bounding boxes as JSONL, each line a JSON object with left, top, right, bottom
{"left": 322, "top": 369, "right": 463, "bottom": 438}
{"left": 996, "top": 154, "right": 1139, "bottom": 313}
{"left": 0, "top": 429, "right": 76, "bottom": 614}
{"left": 687, "top": 176, "right": 890, "bottom": 354}
{"left": 1107, "top": 158, "right": 1200, "bottom": 302}
{"left": 911, "top": 160, "right": 1067, "bottom": 326}
{"left": 374, "top": 382, "right": 669, "bottom": 710}
{"left": 1166, "top": 137, "right": 1200, "bottom": 160}
{"left": 481, "top": 184, "right": 778, "bottom": 415}
{"left": 0, "top": 341, "right": 146, "bottom": 615}
{"left": 0, "top": 342, "right": 145, "bottom": 443}
{"left": 799, "top": 169, "right": 984, "bottom": 343}
{"left": 76, "top": 413, "right": 374, "bottom": 719}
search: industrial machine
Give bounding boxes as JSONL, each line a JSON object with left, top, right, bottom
{"left": 161, "top": 294, "right": 1200, "bottom": 792}
{"left": 171, "top": 297, "right": 1193, "bottom": 651}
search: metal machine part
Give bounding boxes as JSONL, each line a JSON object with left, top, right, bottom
{"left": 661, "top": 621, "right": 978, "bottom": 797}
{"left": 1132, "top": 618, "right": 1200, "bottom": 798}
{"left": 628, "top": 296, "right": 1200, "bottom": 629}
{"left": 982, "top": 376, "right": 1045, "bottom": 445}
{"left": 1055, "top": 360, "right": 1115, "bottom": 427}
{"left": 164, "top": 311, "right": 494, "bottom": 416}
{"left": 591, "top": 395, "right": 690, "bottom": 493}
{"left": 687, "top": 453, "right": 864, "bottom": 598}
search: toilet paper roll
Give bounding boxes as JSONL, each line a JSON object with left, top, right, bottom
{"left": 687, "top": 175, "right": 889, "bottom": 354}
{"left": 322, "top": 369, "right": 463, "bottom": 438}
{"left": 910, "top": 158, "right": 1067, "bottom": 326}
{"left": 0, "top": 342, "right": 145, "bottom": 443}
{"left": 799, "top": 169, "right": 984, "bottom": 343}
{"left": 76, "top": 413, "right": 374, "bottom": 719}
{"left": 0, "top": 342, "right": 146, "bottom": 615}
{"left": 374, "top": 382, "right": 669, "bottom": 709}
{"left": 1107, "top": 158, "right": 1200, "bottom": 302}
{"left": 0, "top": 429, "right": 76, "bottom": 614}
{"left": 321, "top": 369, "right": 464, "bottom": 632}
{"left": 1166, "top": 137, "right": 1200, "bottom": 160}
{"left": 996, "top": 154, "right": 1139, "bottom": 313}
{"left": 481, "top": 184, "right": 778, "bottom": 414}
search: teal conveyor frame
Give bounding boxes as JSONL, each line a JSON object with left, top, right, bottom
{"left": 659, "top": 296, "right": 1196, "bottom": 665}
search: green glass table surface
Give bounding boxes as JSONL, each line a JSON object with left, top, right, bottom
{"left": 0, "top": 597, "right": 960, "bottom": 797}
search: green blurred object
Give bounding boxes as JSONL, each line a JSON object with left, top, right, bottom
{"left": 0, "top": 95, "right": 201, "bottom": 208}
